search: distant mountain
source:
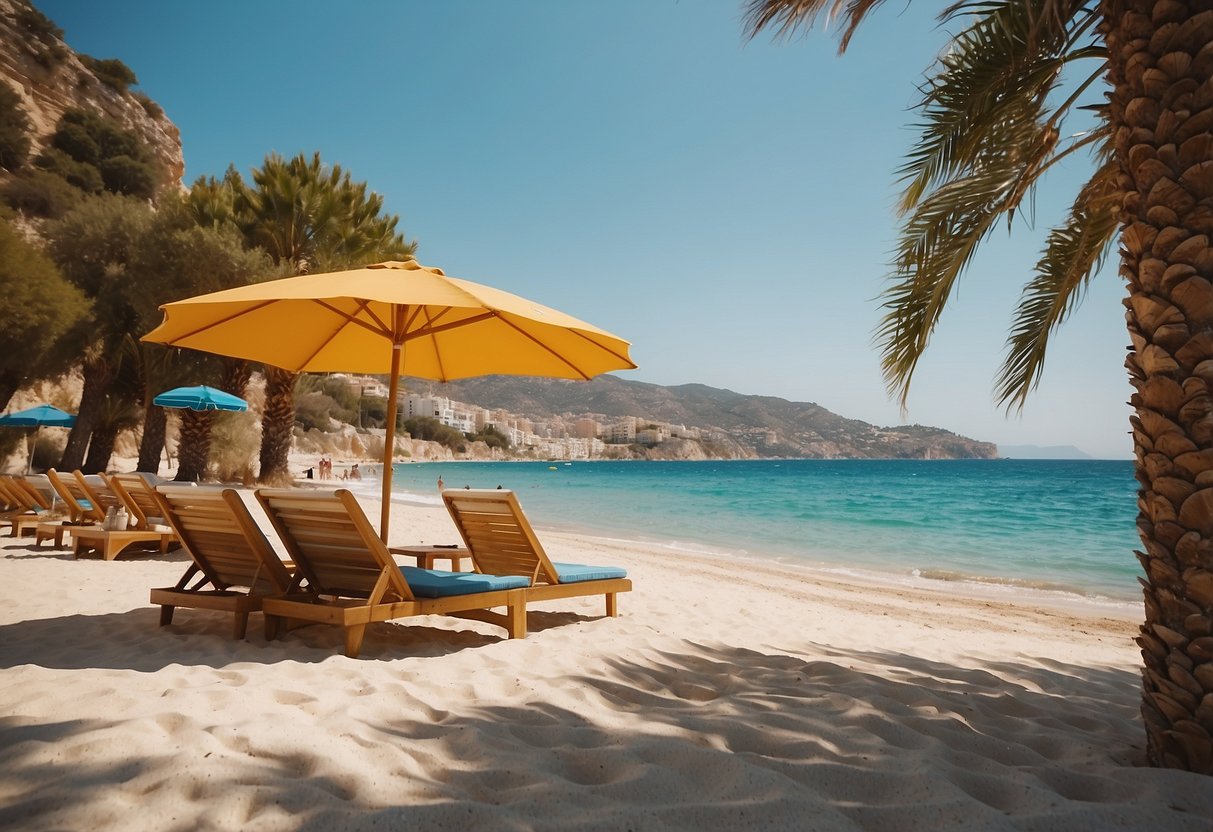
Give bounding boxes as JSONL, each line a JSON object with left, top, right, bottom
{"left": 405, "top": 375, "right": 999, "bottom": 460}
{"left": 998, "top": 444, "right": 1094, "bottom": 460}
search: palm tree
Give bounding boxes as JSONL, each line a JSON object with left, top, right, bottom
{"left": 195, "top": 152, "right": 415, "bottom": 483}
{"left": 744, "top": 0, "right": 1213, "bottom": 772}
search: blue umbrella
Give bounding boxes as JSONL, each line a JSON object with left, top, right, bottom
{"left": 0, "top": 404, "right": 76, "bottom": 427}
{"left": 153, "top": 385, "right": 248, "bottom": 412}
{"left": 0, "top": 404, "right": 77, "bottom": 473}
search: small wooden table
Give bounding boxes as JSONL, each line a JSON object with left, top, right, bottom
{"left": 34, "top": 521, "right": 73, "bottom": 548}
{"left": 389, "top": 545, "right": 472, "bottom": 572}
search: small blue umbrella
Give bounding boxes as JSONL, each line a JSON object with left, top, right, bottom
{"left": 0, "top": 404, "right": 77, "bottom": 473}
{"left": 0, "top": 404, "right": 76, "bottom": 427}
{"left": 153, "top": 385, "right": 248, "bottom": 412}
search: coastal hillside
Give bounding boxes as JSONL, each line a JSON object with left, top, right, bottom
{"left": 0, "top": 0, "right": 183, "bottom": 188}
{"left": 406, "top": 375, "right": 999, "bottom": 459}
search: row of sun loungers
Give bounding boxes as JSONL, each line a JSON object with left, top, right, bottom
{"left": 2, "top": 472, "right": 631, "bottom": 658}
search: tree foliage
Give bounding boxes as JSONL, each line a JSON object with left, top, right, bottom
{"left": 0, "top": 219, "right": 90, "bottom": 409}
{"left": 0, "top": 83, "right": 31, "bottom": 172}
{"left": 39, "top": 109, "right": 159, "bottom": 199}
{"left": 405, "top": 416, "right": 466, "bottom": 451}
{"left": 467, "top": 424, "right": 511, "bottom": 450}
{"left": 79, "top": 56, "right": 139, "bottom": 94}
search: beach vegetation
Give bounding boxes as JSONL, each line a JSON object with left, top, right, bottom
{"left": 15, "top": 4, "right": 63, "bottom": 43}
{"left": 78, "top": 56, "right": 138, "bottom": 94}
{"left": 744, "top": 0, "right": 1213, "bottom": 773}
{"left": 132, "top": 91, "right": 163, "bottom": 119}
{"left": 0, "top": 219, "right": 90, "bottom": 412}
{"left": 0, "top": 84, "right": 31, "bottom": 172}
{"left": 466, "top": 424, "right": 511, "bottom": 451}
{"left": 405, "top": 416, "right": 467, "bottom": 452}
{"left": 1, "top": 170, "right": 84, "bottom": 218}
{"left": 44, "top": 194, "right": 270, "bottom": 473}
{"left": 39, "top": 109, "right": 159, "bottom": 199}
{"left": 186, "top": 152, "right": 416, "bottom": 484}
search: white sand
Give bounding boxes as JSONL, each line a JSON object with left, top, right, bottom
{"left": 1, "top": 488, "right": 1211, "bottom": 831}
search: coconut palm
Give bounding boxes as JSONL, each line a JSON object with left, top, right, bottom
{"left": 744, "top": 0, "right": 1213, "bottom": 772}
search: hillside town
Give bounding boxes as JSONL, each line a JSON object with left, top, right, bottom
{"left": 337, "top": 374, "right": 703, "bottom": 460}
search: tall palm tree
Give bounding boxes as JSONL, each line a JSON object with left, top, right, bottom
{"left": 195, "top": 152, "right": 415, "bottom": 483}
{"left": 744, "top": 0, "right": 1213, "bottom": 772}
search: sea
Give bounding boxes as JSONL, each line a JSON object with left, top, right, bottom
{"left": 350, "top": 458, "right": 1143, "bottom": 609}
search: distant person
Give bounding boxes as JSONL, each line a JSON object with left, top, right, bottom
{"left": 437, "top": 476, "right": 444, "bottom": 491}
{"left": 305, "top": 467, "right": 314, "bottom": 480}
{"left": 350, "top": 463, "right": 361, "bottom": 480}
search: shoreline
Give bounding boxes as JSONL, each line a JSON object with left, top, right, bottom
{"left": 336, "top": 472, "right": 1146, "bottom": 615}
{"left": 2, "top": 484, "right": 1206, "bottom": 830}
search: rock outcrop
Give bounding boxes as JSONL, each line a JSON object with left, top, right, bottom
{"left": 0, "top": 0, "right": 183, "bottom": 188}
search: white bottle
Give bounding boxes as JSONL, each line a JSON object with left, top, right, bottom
{"left": 114, "top": 507, "right": 129, "bottom": 530}
{"left": 103, "top": 506, "right": 117, "bottom": 531}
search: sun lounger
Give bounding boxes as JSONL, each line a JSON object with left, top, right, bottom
{"left": 256, "top": 488, "right": 530, "bottom": 658}
{"left": 46, "top": 469, "right": 174, "bottom": 560}
{"left": 442, "top": 489, "right": 631, "bottom": 621}
{"left": 149, "top": 484, "right": 294, "bottom": 639}
{"left": 0, "top": 475, "right": 52, "bottom": 536}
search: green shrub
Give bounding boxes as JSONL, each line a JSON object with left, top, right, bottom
{"left": 1, "top": 170, "right": 84, "bottom": 217}
{"left": 467, "top": 424, "right": 510, "bottom": 450}
{"left": 98, "top": 154, "right": 157, "bottom": 198}
{"left": 132, "top": 92, "right": 163, "bottom": 119}
{"left": 15, "top": 5, "right": 64, "bottom": 41}
{"left": 79, "top": 56, "right": 138, "bottom": 94}
{"left": 35, "top": 147, "right": 103, "bottom": 193}
{"left": 40, "top": 109, "right": 158, "bottom": 198}
{"left": 295, "top": 391, "right": 342, "bottom": 431}
{"left": 404, "top": 416, "right": 466, "bottom": 450}
{"left": 0, "top": 84, "right": 31, "bottom": 171}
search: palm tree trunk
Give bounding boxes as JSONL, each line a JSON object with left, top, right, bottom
{"left": 175, "top": 410, "right": 212, "bottom": 482}
{"left": 258, "top": 366, "right": 298, "bottom": 484}
{"left": 137, "top": 405, "right": 167, "bottom": 473}
{"left": 1106, "top": 0, "right": 1213, "bottom": 773}
{"left": 58, "top": 359, "right": 108, "bottom": 471}
{"left": 0, "top": 369, "right": 23, "bottom": 414}
{"left": 82, "top": 420, "right": 119, "bottom": 474}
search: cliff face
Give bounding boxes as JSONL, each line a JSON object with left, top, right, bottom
{"left": 0, "top": 0, "right": 183, "bottom": 187}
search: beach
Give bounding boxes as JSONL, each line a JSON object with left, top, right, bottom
{"left": 1, "top": 489, "right": 1211, "bottom": 831}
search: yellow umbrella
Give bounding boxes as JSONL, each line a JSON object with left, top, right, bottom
{"left": 142, "top": 259, "right": 636, "bottom": 539}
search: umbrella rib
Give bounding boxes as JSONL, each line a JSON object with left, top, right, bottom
{"left": 153, "top": 299, "right": 282, "bottom": 345}
{"left": 418, "top": 306, "right": 449, "bottom": 381}
{"left": 312, "top": 299, "right": 394, "bottom": 338}
{"left": 403, "top": 311, "right": 498, "bottom": 341}
{"left": 494, "top": 314, "right": 592, "bottom": 380}
{"left": 569, "top": 328, "right": 638, "bottom": 369}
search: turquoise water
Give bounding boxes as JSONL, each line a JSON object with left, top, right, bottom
{"left": 364, "top": 459, "right": 1142, "bottom": 604}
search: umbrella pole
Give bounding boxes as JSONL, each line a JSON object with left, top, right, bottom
{"left": 380, "top": 343, "right": 402, "bottom": 542}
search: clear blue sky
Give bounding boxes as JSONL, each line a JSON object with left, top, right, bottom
{"left": 37, "top": 0, "right": 1132, "bottom": 458}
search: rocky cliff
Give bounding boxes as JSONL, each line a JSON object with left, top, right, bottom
{"left": 0, "top": 0, "right": 183, "bottom": 187}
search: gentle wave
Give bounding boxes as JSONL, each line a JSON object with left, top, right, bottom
{"left": 381, "top": 458, "right": 1142, "bottom": 603}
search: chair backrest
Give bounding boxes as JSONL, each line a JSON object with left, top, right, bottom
{"left": 108, "top": 473, "right": 165, "bottom": 529}
{"left": 46, "top": 469, "right": 103, "bottom": 522}
{"left": 153, "top": 485, "right": 293, "bottom": 593}
{"left": 0, "top": 476, "right": 24, "bottom": 511}
{"left": 71, "top": 471, "right": 124, "bottom": 522}
{"left": 255, "top": 488, "right": 413, "bottom": 601}
{"left": 442, "top": 489, "right": 558, "bottom": 585}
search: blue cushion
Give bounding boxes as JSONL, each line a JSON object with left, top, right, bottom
{"left": 400, "top": 566, "right": 529, "bottom": 599}
{"left": 552, "top": 562, "right": 627, "bottom": 583}
{"left": 78, "top": 499, "right": 93, "bottom": 511}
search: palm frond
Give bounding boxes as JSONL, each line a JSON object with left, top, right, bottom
{"left": 995, "top": 161, "right": 1119, "bottom": 409}
{"left": 742, "top": 0, "right": 890, "bottom": 51}
{"left": 898, "top": 0, "right": 1101, "bottom": 214}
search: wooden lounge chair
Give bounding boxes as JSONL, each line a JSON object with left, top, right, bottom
{"left": 442, "top": 489, "right": 632, "bottom": 621}
{"left": 46, "top": 469, "right": 174, "bottom": 560}
{"left": 256, "top": 488, "right": 530, "bottom": 658}
{"left": 0, "top": 475, "right": 53, "bottom": 537}
{"left": 149, "top": 484, "right": 294, "bottom": 639}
